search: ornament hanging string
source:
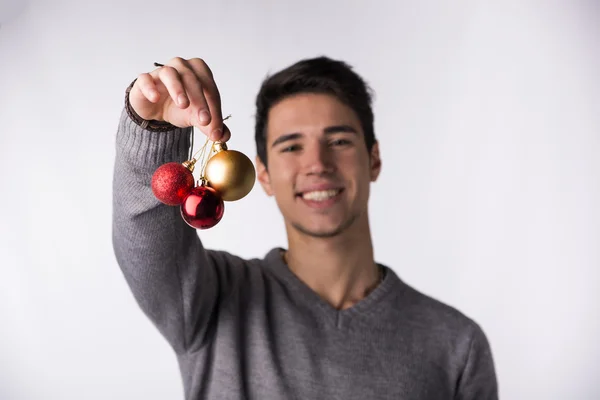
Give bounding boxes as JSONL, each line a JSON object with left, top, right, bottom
{"left": 189, "top": 125, "right": 194, "bottom": 161}
{"left": 188, "top": 114, "right": 232, "bottom": 183}
{"left": 191, "top": 138, "right": 214, "bottom": 184}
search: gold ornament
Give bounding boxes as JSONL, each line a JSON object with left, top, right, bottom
{"left": 204, "top": 142, "right": 256, "bottom": 201}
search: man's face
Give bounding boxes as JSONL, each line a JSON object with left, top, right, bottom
{"left": 256, "top": 92, "right": 381, "bottom": 238}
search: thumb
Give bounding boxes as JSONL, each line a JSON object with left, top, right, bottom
{"left": 218, "top": 123, "right": 231, "bottom": 143}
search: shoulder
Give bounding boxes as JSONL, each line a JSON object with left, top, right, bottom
{"left": 397, "top": 282, "right": 498, "bottom": 397}
{"left": 386, "top": 271, "right": 489, "bottom": 343}
{"left": 386, "top": 273, "right": 496, "bottom": 380}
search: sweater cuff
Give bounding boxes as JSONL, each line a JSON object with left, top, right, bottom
{"left": 116, "top": 107, "right": 193, "bottom": 169}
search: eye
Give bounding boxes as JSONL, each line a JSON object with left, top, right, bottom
{"left": 329, "top": 138, "right": 352, "bottom": 147}
{"left": 281, "top": 144, "right": 302, "bottom": 153}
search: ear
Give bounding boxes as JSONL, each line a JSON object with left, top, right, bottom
{"left": 369, "top": 141, "right": 382, "bottom": 182}
{"left": 255, "top": 155, "right": 274, "bottom": 196}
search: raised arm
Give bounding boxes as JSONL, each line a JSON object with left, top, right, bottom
{"left": 111, "top": 58, "right": 230, "bottom": 354}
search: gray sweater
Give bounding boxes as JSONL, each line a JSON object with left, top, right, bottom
{"left": 112, "top": 108, "right": 499, "bottom": 400}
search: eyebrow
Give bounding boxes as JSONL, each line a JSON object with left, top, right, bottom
{"left": 323, "top": 125, "right": 358, "bottom": 135}
{"left": 271, "top": 125, "right": 358, "bottom": 148}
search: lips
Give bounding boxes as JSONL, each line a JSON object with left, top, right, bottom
{"left": 295, "top": 184, "right": 345, "bottom": 208}
{"left": 300, "top": 189, "right": 343, "bottom": 201}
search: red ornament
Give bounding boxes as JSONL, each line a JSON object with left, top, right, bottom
{"left": 151, "top": 162, "right": 195, "bottom": 206}
{"left": 180, "top": 186, "right": 225, "bottom": 229}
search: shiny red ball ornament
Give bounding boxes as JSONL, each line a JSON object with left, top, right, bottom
{"left": 151, "top": 162, "right": 195, "bottom": 206}
{"left": 180, "top": 186, "right": 225, "bottom": 229}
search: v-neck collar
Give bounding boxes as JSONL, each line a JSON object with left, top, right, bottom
{"left": 263, "top": 247, "right": 403, "bottom": 329}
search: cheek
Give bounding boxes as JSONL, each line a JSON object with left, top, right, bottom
{"left": 267, "top": 159, "right": 296, "bottom": 192}
{"left": 339, "top": 154, "right": 371, "bottom": 191}
{"left": 337, "top": 152, "right": 366, "bottom": 175}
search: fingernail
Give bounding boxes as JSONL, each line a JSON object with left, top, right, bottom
{"left": 199, "top": 110, "right": 210, "bottom": 124}
{"left": 177, "top": 94, "right": 187, "bottom": 106}
{"left": 211, "top": 129, "right": 222, "bottom": 141}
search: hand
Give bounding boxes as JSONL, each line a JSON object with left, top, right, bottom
{"left": 128, "top": 57, "right": 230, "bottom": 142}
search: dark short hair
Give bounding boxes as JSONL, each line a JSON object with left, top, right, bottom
{"left": 254, "top": 56, "right": 376, "bottom": 167}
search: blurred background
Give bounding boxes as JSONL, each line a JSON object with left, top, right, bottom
{"left": 0, "top": 0, "right": 598, "bottom": 399}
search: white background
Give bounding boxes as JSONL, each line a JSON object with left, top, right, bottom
{"left": 1, "top": 1, "right": 598, "bottom": 399}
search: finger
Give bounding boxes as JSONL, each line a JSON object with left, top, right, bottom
{"left": 135, "top": 73, "right": 160, "bottom": 103}
{"left": 159, "top": 58, "right": 213, "bottom": 128}
{"left": 177, "top": 66, "right": 212, "bottom": 127}
{"left": 219, "top": 123, "right": 231, "bottom": 143}
{"left": 204, "top": 85, "right": 224, "bottom": 141}
{"left": 156, "top": 65, "right": 189, "bottom": 109}
{"left": 188, "top": 58, "right": 224, "bottom": 139}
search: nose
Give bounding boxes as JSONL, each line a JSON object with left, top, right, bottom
{"left": 302, "top": 142, "right": 335, "bottom": 175}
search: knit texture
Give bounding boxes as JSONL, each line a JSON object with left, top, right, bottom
{"left": 112, "top": 108, "right": 499, "bottom": 400}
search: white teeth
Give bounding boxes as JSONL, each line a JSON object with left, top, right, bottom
{"left": 302, "top": 189, "right": 340, "bottom": 201}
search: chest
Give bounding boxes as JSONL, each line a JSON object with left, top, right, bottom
{"left": 190, "top": 302, "right": 454, "bottom": 400}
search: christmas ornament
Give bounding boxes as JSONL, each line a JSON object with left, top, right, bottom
{"left": 180, "top": 185, "right": 224, "bottom": 229}
{"left": 151, "top": 161, "right": 196, "bottom": 206}
{"left": 149, "top": 115, "right": 255, "bottom": 230}
{"left": 204, "top": 142, "right": 256, "bottom": 201}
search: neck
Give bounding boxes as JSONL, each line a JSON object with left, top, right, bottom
{"left": 283, "top": 216, "right": 381, "bottom": 310}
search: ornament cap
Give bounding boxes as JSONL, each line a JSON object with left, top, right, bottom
{"left": 213, "top": 141, "right": 228, "bottom": 153}
{"left": 182, "top": 159, "right": 197, "bottom": 172}
{"left": 197, "top": 177, "right": 208, "bottom": 187}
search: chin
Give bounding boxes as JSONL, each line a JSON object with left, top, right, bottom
{"left": 290, "top": 213, "right": 359, "bottom": 239}
{"left": 292, "top": 224, "right": 344, "bottom": 238}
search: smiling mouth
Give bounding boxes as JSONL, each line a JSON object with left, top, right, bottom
{"left": 297, "top": 188, "right": 344, "bottom": 202}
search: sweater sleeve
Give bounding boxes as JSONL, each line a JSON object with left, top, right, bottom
{"left": 454, "top": 323, "right": 499, "bottom": 400}
{"left": 111, "top": 107, "right": 220, "bottom": 354}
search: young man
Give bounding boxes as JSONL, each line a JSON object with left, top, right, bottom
{"left": 112, "top": 56, "right": 498, "bottom": 399}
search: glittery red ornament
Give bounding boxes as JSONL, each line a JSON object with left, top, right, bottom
{"left": 180, "top": 186, "right": 225, "bottom": 229}
{"left": 151, "top": 162, "right": 195, "bottom": 206}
